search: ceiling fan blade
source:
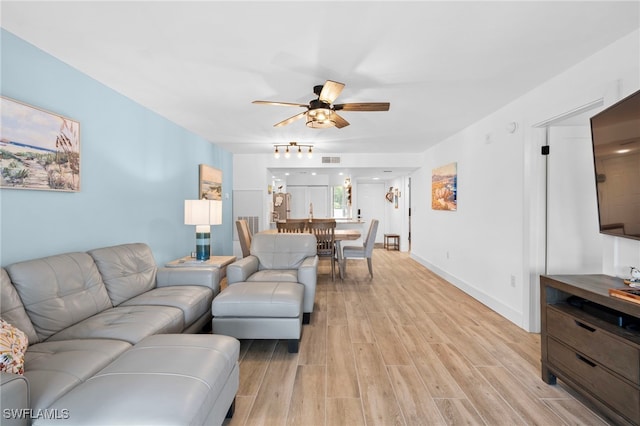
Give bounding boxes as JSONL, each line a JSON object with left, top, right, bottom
{"left": 332, "top": 112, "right": 350, "bottom": 129}
{"left": 274, "top": 111, "right": 307, "bottom": 127}
{"left": 334, "top": 102, "right": 390, "bottom": 112}
{"left": 253, "top": 100, "right": 308, "bottom": 108}
{"left": 319, "top": 80, "right": 345, "bottom": 104}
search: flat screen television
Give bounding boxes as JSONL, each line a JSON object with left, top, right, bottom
{"left": 590, "top": 88, "right": 640, "bottom": 241}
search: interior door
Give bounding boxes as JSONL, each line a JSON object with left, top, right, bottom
{"left": 546, "top": 126, "right": 603, "bottom": 274}
{"left": 288, "top": 186, "right": 329, "bottom": 218}
{"left": 357, "top": 183, "right": 386, "bottom": 243}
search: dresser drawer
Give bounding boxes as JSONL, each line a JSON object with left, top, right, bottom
{"left": 547, "top": 306, "right": 639, "bottom": 384}
{"left": 548, "top": 337, "right": 640, "bottom": 423}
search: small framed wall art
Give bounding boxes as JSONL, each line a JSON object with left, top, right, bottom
{"left": 432, "top": 162, "right": 457, "bottom": 211}
{"left": 199, "top": 164, "right": 222, "bottom": 200}
{"left": 1, "top": 96, "right": 80, "bottom": 192}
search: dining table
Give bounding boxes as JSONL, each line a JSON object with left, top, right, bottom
{"left": 259, "top": 228, "right": 361, "bottom": 279}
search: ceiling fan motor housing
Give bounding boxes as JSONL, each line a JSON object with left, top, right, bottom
{"left": 309, "top": 99, "right": 331, "bottom": 110}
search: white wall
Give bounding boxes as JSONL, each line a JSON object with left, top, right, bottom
{"left": 410, "top": 30, "right": 640, "bottom": 331}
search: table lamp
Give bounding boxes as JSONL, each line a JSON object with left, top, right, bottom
{"left": 184, "top": 199, "right": 222, "bottom": 260}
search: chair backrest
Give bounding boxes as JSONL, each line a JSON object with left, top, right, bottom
{"left": 277, "top": 220, "right": 308, "bottom": 233}
{"left": 363, "top": 219, "right": 379, "bottom": 256}
{"left": 236, "top": 219, "right": 252, "bottom": 258}
{"left": 250, "top": 233, "right": 317, "bottom": 270}
{"left": 308, "top": 220, "right": 336, "bottom": 257}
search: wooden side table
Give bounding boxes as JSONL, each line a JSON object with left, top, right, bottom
{"left": 165, "top": 255, "right": 237, "bottom": 278}
{"left": 383, "top": 234, "right": 400, "bottom": 251}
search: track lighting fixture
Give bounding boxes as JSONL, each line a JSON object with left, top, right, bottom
{"left": 273, "top": 142, "right": 313, "bottom": 159}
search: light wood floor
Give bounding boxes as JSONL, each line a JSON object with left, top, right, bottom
{"left": 222, "top": 248, "right": 611, "bottom": 426}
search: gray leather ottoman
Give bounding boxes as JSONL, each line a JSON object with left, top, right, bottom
{"left": 35, "top": 334, "right": 240, "bottom": 426}
{"left": 211, "top": 281, "right": 304, "bottom": 353}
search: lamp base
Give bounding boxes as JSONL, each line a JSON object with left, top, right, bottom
{"left": 195, "top": 228, "right": 211, "bottom": 261}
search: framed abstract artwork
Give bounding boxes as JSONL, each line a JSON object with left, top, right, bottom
{"left": 1, "top": 96, "right": 80, "bottom": 192}
{"left": 432, "top": 162, "right": 457, "bottom": 211}
{"left": 199, "top": 164, "right": 222, "bottom": 200}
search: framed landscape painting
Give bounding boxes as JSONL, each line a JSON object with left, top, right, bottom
{"left": 199, "top": 164, "right": 222, "bottom": 200}
{"left": 432, "top": 162, "right": 457, "bottom": 211}
{"left": 1, "top": 96, "right": 80, "bottom": 192}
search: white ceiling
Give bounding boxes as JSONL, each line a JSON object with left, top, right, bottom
{"left": 2, "top": 1, "right": 639, "bottom": 165}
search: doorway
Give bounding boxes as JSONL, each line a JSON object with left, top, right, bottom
{"left": 526, "top": 99, "right": 604, "bottom": 332}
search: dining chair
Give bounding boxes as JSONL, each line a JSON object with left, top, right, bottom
{"left": 276, "top": 220, "right": 308, "bottom": 233}
{"left": 342, "top": 219, "right": 379, "bottom": 279}
{"left": 308, "top": 219, "right": 337, "bottom": 281}
{"left": 236, "top": 219, "right": 252, "bottom": 258}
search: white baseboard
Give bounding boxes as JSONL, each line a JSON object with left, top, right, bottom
{"left": 409, "top": 253, "right": 525, "bottom": 329}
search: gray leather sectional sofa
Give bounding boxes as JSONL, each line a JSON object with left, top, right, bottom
{"left": 0, "top": 243, "right": 239, "bottom": 426}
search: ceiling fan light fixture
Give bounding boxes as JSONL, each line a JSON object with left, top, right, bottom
{"left": 306, "top": 119, "right": 334, "bottom": 129}
{"left": 308, "top": 107, "right": 331, "bottom": 121}
{"left": 306, "top": 107, "right": 336, "bottom": 128}
{"left": 254, "top": 80, "right": 389, "bottom": 129}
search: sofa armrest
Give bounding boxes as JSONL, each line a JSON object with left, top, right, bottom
{"left": 226, "top": 256, "right": 259, "bottom": 284}
{"left": 1, "top": 372, "right": 30, "bottom": 426}
{"left": 298, "top": 255, "right": 319, "bottom": 313}
{"left": 156, "top": 267, "right": 221, "bottom": 294}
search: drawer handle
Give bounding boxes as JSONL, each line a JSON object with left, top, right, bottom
{"left": 574, "top": 320, "right": 596, "bottom": 332}
{"left": 576, "top": 354, "right": 597, "bottom": 367}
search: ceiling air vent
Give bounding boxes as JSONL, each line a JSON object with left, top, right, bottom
{"left": 321, "top": 156, "right": 341, "bottom": 164}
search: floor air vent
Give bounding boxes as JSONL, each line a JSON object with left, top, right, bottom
{"left": 321, "top": 157, "right": 341, "bottom": 164}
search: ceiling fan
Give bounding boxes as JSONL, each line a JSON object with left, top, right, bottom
{"left": 252, "top": 80, "right": 390, "bottom": 129}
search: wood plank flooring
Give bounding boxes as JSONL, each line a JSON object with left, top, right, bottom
{"left": 222, "top": 248, "right": 611, "bottom": 426}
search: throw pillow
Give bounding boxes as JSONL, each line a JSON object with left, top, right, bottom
{"left": 0, "top": 318, "right": 28, "bottom": 375}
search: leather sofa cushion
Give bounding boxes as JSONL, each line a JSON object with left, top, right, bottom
{"left": 6, "top": 252, "right": 112, "bottom": 341}
{"left": 1, "top": 268, "right": 39, "bottom": 345}
{"left": 38, "top": 334, "right": 240, "bottom": 426}
{"left": 25, "top": 339, "right": 131, "bottom": 411}
{"left": 121, "top": 285, "right": 214, "bottom": 327}
{"left": 88, "top": 243, "right": 157, "bottom": 306}
{"left": 212, "top": 282, "right": 304, "bottom": 318}
{"left": 46, "top": 305, "right": 184, "bottom": 344}
{"left": 251, "top": 233, "right": 317, "bottom": 270}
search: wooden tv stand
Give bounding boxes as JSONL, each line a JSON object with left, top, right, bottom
{"left": 541, "top": 275, "right": 640, "bottom": 426}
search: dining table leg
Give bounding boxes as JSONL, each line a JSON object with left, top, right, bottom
{"left": 335, "top": 240, "right": 344, "bottom": 280}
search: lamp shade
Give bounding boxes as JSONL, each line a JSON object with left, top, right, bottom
{"left": 184, "top": 200, "right": 222, "bottom": 225}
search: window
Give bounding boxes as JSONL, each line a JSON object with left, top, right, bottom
{"left": 332, "top": 185, "right": 349, "bottom": 218}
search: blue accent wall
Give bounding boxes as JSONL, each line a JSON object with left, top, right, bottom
{"left": 0, "top": 30, "right": 234, "bottom": 266}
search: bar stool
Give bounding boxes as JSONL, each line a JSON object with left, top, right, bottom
{"left": 384, "top": 233, "right": 400, "bottom": 251}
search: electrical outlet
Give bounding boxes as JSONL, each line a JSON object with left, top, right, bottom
{"left": 510, "top": 275, "right": 516, "bottom": 287}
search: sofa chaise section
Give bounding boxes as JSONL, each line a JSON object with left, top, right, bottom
{"left": 34, "top": 334, "right": 240, "bottom": 426}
